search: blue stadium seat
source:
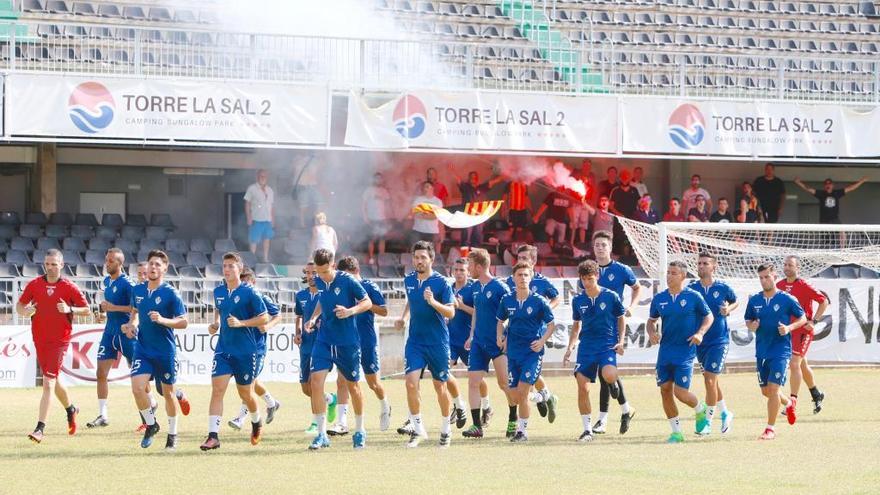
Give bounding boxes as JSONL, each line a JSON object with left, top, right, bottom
{"left": 191, "top": 238, "right": 212, "bottom": 253}
{"left": 165, "top": 238, "right": 188, "bottom": 254}
{"left": 214, "top": 238, "right": 236, "bottom": 252}
{"left": 48, "top": 212, "right": 73, "bottom": 226}
{"left": 204, "top": 264, "right": 223, "bottom": 279}
{"left": 19, "top": 224, "right": 42, "bottom": 239}
{"left": 74, "top": 213, "right": 99, "bottom": 227}
{"left": 102, "top": 213, "right": 124, "bottom": 228}
{"left": 26, "top": 212, "right": 48, "bottom": 225}
{"left": 71, "top": 225, "right": 93, "bottom": 239}
{"left": 45, "top": 224, "right": 69, "bottom": 238}
{"left": 22, "top": 263, "right": 45, "bottom": 277}
{"left": 0, "top": 225, "right": 14, "bottom": 239}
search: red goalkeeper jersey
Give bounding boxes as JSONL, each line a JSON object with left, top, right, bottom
{"left": 776, "top": 277, "right": 826, "bottom": 321}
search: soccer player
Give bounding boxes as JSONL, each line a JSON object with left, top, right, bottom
{"left": 227, "top": 267, "right": 283, "bottom": 431}
{"left": 304, "top": 248, "right": 372, "bottom": 450}
{"left": 17, "top": 249, "right": 90, "bottom": 443}
{"left": 135, "top": 261, "right": 148, "bottom": 283}
{"left": 745, "top": 263, "right": 806, "bottom": 440}
{"left": 504, "top": 245, "right": 559, "bottom": 423}
{"left": 123, "top": 250, "right": 187, "bottom": 450}
{"left": 647, "top": 261, "right": 713, "bottom": 444}
{"left": 689, "top": 253, "right": 738, "bottom": 435}
{"left": 201, "top": 253, "right": 270, "bottom": 450}
{"left": 590, "top": 231, "right": 640, "bottom": 434}
{"left": 778, "top": 255, "right": 829, "bottom": 418}
{"left": 394, "top": 241, "right": 456, "bottom": 448}
{"left": 293, "top": 262, "right": 337, "bottom": 434}
{"left": 464, "top": 248, "right": 516, "bottom": 439}
{"left": 497, "top": 262, "right": 555, "bottom": 442}
{"left": 447, "top": 257, "right": 485, "bottom": 428}
{"left": 564, "top": 260, "right": 626, "bottom": 443}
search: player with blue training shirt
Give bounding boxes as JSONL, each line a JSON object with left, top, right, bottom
{"left": 306, "top": 248, "right": 372, "bottom": 451}
{"left": 646, "top": 261, "right": 713, "bottom": 444}
{"left": 446, "top": 257, "right": 483, "bottom": 429}
{"left": 227, "top": 267, "right": 283, "bottom": 432}
{"left": 744, "top": 263, "right": 806, "bottom": 441}
{"left": 496, "top": 262, "right": 555, "bottom": 443}
{"left": 689, "top": 253, "right": 738, "bottom": 436}
{"left": 122, "top": 250, "right": 187, "bottom": 451}
{"left": 464, "top": 248, "right": 515, "bottom": 440}
{"left": 394, "top": 241, "right": 456, "bottom": 448}
{"left": 201, "top": 252, "right": 269, "bottom": 451}
{"left": 564, "top": 260, "right": 626, "bottom": 443}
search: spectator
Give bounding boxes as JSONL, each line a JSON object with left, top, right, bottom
{"left": 409, "top": 181, "right": 443, "bottom": 254}
{"left": 309, "top": 212, "right": 338, "bottom": 256}
{"left": 427, "top": 167, "right": 449, "bottom": 205}
{"left": 573, "top": 158, "right": 598, "bottom": 206}
{"left": 753, "top": 163, "right": 786, "bottom": 223}
{"left": 362, "top": 172, "right": 391, "bottom": 265}
{"left": 597, "top": 166, "right": 619, "bottom": 200}
{"left": 710, "top": 197, "right": 734, "bottom": 223}
{"left": 682, "top": 174, "right": 713, "bottom": 214}
{"left": 533, "top": 186, "right": 575, "bottom": 248}
{"left": 633, "top": 194, "right": 660, "bottom": 224}
{"left": 244, "top": 168, "right": 275, "bottom": 263}
{"left": 794, "top": 176, "right": 867, "bottom": 224}
{"left": 502, "top": 179, "right": 532, "bottom": 240}
{"left": 663, "top": 197, "right": 686, "bottom": 222}
{"left": 736, "top": 182, "right": 762, "bottom": 223}
{"left": 451, "top": 168, "right": 504, "bottom": 247}
{"left": 571, "top": 196, "right": 597, "bottom": 246}
{"left": 591, "top": 195, "right": 615, "bottom": 234}
{"left": 687, "top": 194, "right": 710, "bottom": 222}
{"left": 631, "top": 166, "right": 649, "bottom": 197}
{"left": 609, "top": 169, "right": 641, "bottom": 218}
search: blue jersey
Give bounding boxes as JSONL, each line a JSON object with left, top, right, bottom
{"left": 472, "top": 278, "right": 512, "bottom": 347}
{"left": 505, "top": 272, "right": 559, "bottom": 300}
{"left": 131, "top": 282, "right": 186, "bottom": 359}
{"left": 649, "top": 287, "right": 711, "bottom": 360}
{"left": 576, "top": 260, "right": 638, "bottom": 298}
{"left": 315, "top": 271, "right": 368, "bottom": 346}
{"left": 571, "top": 287, "right": 625, "bottom": 354}
{"left": 744, "top": 290, "right": 804, "bottom": 360}
{"left": 448, "top": 279, "right": 475, "bottom": 348}
{"left": 689, "top": 279, "right": 737, "bottom": 347}
{"left": 404, "top": 271, "right": 454, "bottom": 347}
{"left": 497, "top": 293, "right": 554, "bottom": 359}
{"left": 213, "top": 282, "right": 268, "bottom": 356}
{"left": 103, "top": 274, "right": 135, "bottom": 334}
{"left": 256, "top": 290, "right": 279, "bottom": 354}
{"left": 355, "top": 278, "right": 386, "bottom": 348}
{"left": 294, "top": 287, "right": 321, "bottom": 351}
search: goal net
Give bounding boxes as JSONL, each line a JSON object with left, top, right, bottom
{"left": 616, "top": 217, "right": 880, "bottom": 280}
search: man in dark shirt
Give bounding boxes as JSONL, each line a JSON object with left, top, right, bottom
{"left": 597, "top": 166, "right": 619, "bottom": 201}
{"left": 794, "top": 176, "right": 867, "bottom": 224}
{"left": 609, "top": 169, "right": 642, "bottom": 219}
{"left": 533, "top": 187, "right": 574, "bottom": 248}
{"left": 687, "top": 195, "right": 710, "bottom": 222}
{"left": 452, "top": 169, "right": 504, "bottom": 247}
{"left": 709, "top": 198, "right": 734, "bottom": 223}
{"left": 752, "top": 163, "right": 786, "bottom": 223}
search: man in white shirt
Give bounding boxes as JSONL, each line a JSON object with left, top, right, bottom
{"left": 410, "top": 181, "right": 443, "bottom": 256}
{"left": 244, "top": 169, "right": 275, "bottom": 263}
{"left": 362, "top": 172, "right": 392, "bottom": 265}
{"left": 631, "top": 166, "right": 649, "bottom": 197}
{"left": 682, "top": 174, "right": 712, "bottom": 214}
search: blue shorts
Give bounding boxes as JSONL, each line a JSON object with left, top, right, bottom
{"left": 130, "top": 351, "right": 178, "bottom": 385}
{"left": 299, "top": 351, "right": 312, "bottom": 384}
{"left": 757, "top": 357, "right": 790, "bottom": 387}
{"left": 404, "top": 342, "right": 449, "bottom": 382}
{"left": 574, "top": 350, "right": 617, "bottom": 383}
{"left": 468, "top": 341, "right": 503, "bottom": 373}
{"left": 97, "top": 330, "right": 137, "bottom": 364}
{"left": 450, "top": 344, "right": 469, "bottom": 366}
{"left": 213, "top": 352, "right": 264, "bottom": 385}
{"left": 249, "top": 221, "right": 274, "bottom": 243}
{"left": 697, "top": 344, "right": 729, "bottom": 375}
{"left": 655, "top": 359, "right": 694, "bottom": 389}
{"left": 360, "top": 343, "right": 380, "bottom": 375}
{"left": 311, "top": 341, "right": 361, "bottom": 382}
{"left": 508, "top": 352, "right": 543, "bottom": 388}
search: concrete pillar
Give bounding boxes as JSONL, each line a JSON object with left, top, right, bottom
{"left": 32, "top": 143, "right": 56, "bottom": 214}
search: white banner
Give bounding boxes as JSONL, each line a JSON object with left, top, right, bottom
{"left": 621, "top": 97, "right": 880, "bottom": 157}
{"left": 5, "top": 74, "right": 328, "bottom": 144}
{"left": 345, "top": 90, "right": 619, "bottom": 153}
{"left": 0, "top": 326, "right": 37, "bottom": 388}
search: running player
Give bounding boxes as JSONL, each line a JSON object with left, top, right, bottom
{"left": 777, "top": 255, "right": 829, "bottom": 419}
{"left": 464, "top": 248, "right": 515, "bottom": 439}
{"left": 305, "top": 248, "right": 372, "bottom": 450}
{"left": 227, "top": 267, "right": 283, "bottom": 430}
{"left": 123, "top": 250, "right": 188, "bottom": 450}
{"left": 394, "top": 241, "right": 456, "bottom": 448}
{"left": 745, "top": 263, "right": 806, "bottom": 440}
{"left": 504, "top": 245, "right": 559, "bottom": 421}
{"left": 201, "top": 252, "right": 270, "bottom": 450}
{"left": 564, "top": 260, "right": 626, "bottom": 443}
{"left": 17, "top": 249, "right": 90, "bottom": 443}
{"left": 497, "top": 262, "right": 555, "bottom": 443}
{"left": 647, "top": 261, "right": 713, "bottom": 444}
{"left": 447, "top": 257, "right": 485, "bottom": 428}
{"left": 293, "top": 262, "right": 337, "bottom": 434}
{"left": 689, "top": 253, "right": 738, "bottom": 435}
{"left": 588, "top": 231, "right": 640, "bottom": 434}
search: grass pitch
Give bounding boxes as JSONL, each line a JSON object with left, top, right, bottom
{"left": 0, "top": 369, "right": 877, "bottom": 495}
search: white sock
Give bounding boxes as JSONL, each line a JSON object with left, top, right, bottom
{"left": 598, "top": 411, "right": 608, "bottom": 423}
{"left": 718, "top": 399, "right": 728, "bottom": 413}
{"left": 338, "top": 404, "right": 349, "bottom": 424}
{"left": 765, "top": 423, "right": 775, "bottom": 431}
{"left": 669, "top": 417, "right": 681, "bottom": 433}
{"left": 480, "top": 397, "right": 490, "bottom": 409}
{"left": 168, "top": 416, "right": 178, "bottom": 435}
{"left": 98, "top": 399, "right": 108, "bottom": 418}
{"left": 149, "top": 395, "right": 158, "bottom": 410}
{"left": 236, "top": 403, "right": 248, "bottom": 421}
{"left": 316, "top": 414, "right": 326, "bottom": 434}
{"left": 412, "top": 413, "right": 423, "bottom": 431}
{"left": 707, "top": 406, "right": 716, "bottom": 424}
{"left": 581, "top": 414, "right": 592, "bottom": 432}
{"left": 440, "top": 417, "right": 451, "bottom": 435}
{"left": 381, "top": 398, "right": 391, "bottom": 413}
{"left": 263, "top": 392, "right": 277, "bottom": 408}
{"left": 538, "top": 388, "right": 551, "bottom": 401}
{"left": 621, "top": 402, "right": 632, "bottom": 414}
{"left": 250, "top": 410, "right": 261, "bottom": 424}
{"left": 140, "top": 407, "right": 156, "bottom": 426}
{"left": 695, "top": 402, "right": 706, "bottom": 413}
{"left": 355, "top": 415, "right": 365, "bottom": 432}
{"left": 517, "top": 418, "right": 528, "bottom": 432}
{"left": 324, "top": 393, "right": 334, "bottom": 404}
{"left": 209, "top": 415, "right": 221, "bottom": 433}
{"left": 175, "top": 389, "right": 185, "bottom": 400}
{"left": 454, "top": 396, "right": 466, "bottom": 410}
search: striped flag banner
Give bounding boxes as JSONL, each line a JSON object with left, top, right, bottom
{"left": 411, "top": 201, "right": 504, "bottom": 229}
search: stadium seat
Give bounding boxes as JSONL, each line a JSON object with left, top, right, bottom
{"left": 75, "top": 263, "right": 101, "bottom": 278}
{"left": 0, "top": 239, "right": 7, "bottom": 254}
{"left": 210, "top": 251, "right": 225, "bottom": 265}
{"left": 101, "top": 213, "right": 124, "bottom": 228}
{"left": 19, "top": 224, "right": 42, "bottom": 239}
{"left": 74, "top": 213, "right": 99, "bottom": 227}
{"left": 22, "top": 263, "right": 45, "bottom": 277}
{"left": 62, "top": 238, "right": 87, "bottom": 252}
{"left": 86, "top": 238, "right": 109, "bottom": 252}
{"left": 255, "top": 263, "right": 280, "bottom": 278}
{"left": 22, "top": 0, "right": 47, "bottom": 13}
{"left": 0, "top": 212, "right": 20, "bottom": 226}
{"left": 6, "top": 250, "right": 28, "bottom": 265}
{"left": 48, "top": 212, "right": 73, "bottom": 225}
{"left": 838, "top": 266, "right": 860, "bottom": 279}
{"left": 168, "top": 251, "right": 187, "bottom": 267}
{"left": 45, "top": 224, "right": 69, "bottom": 238}
{"left": 191, "top": 238, "right": 212, "bottom": 253}
{"left": 139, "top": 239, "right": 163, "bottom": 252}
{"left": 214, "top": 238, "right": 236, "bottom": 252}
{"left": 11, "top": 238, "right": 34, "bottom": 252}
{"left": 0, "top": 263, "right": 20, "bottom": 277}
{"left": 241, "top": 251, "right": 257, "bottom": 267}
{"left": 204, "top": 264, "right": 223, "bottom": 279}
{"left": 150, "top": 213, "right": 175, "bottom": 228}
{"left": 121, "top": 226, "right": 145, "bottom": 241}
{"left": 165, "top": 238, "right": 188, "bottom": 254}
{"left": 25, "top": 212, "right": 48, "bottom": 225}
{"left": 114, "top": 238, "right": 137, "bottom": 253}
{"left": 126, "top": 214, "right": 148, "bottom": 227}
{"left": 186, "top": 252, "right": 209, "bottom": 268}
{"left": 0, "top": 225, "right": 14, "bottom": 240}
{"left": 145, "top": 226, "right": 169, "bottom": 240}
{"left": 85, "top": 249, "right": 105, "bottom": 265}
{"left": 860, "top": 267, "right": 880, "bottom": 279}
{"left": 95, "top": 226, "right": 118, "bottom": 240}
{"left": 71, "top": 225, "right": 93, "bottom": 239}
{"left": 177, "top": 265, "right": 203, "bottom": 279}
{"left": 62, "top": 250, "right": 84, "bottom": 264}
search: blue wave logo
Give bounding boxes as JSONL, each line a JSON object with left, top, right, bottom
{"left": 668, "top": 103, "right": 705, "bottom": 150}
{"left": 68, "top": 82, "right": 115, "bottom": 134}
{"left": 392, "top": 94, "right": 427, "bottom": 139}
